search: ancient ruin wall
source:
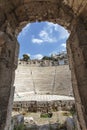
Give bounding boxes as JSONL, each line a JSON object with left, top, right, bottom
{"left": 13, "top": 100, "right": 75, "bottom": 113}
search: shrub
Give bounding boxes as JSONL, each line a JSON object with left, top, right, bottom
{"left": 40, "top": 112, "right": 53, "bottom": 118}
{"left": 14, "top": 124, "right": 25, "bottom": 130}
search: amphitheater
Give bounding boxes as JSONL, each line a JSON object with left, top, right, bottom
{"left": 0, "top": 0, "right": 87, "bottom": 130}
{"left": 14, "top": 60, "right": 73, "bottom": 96}
{"left": 13, "top": 61, "right": 74, "bottom": 115}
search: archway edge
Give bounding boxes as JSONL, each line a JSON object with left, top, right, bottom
{"left": 12, "top": 0, "right": 74, "bottom": 35}
{"left": 0, "top": 0, "right": 87, "bottom": 34}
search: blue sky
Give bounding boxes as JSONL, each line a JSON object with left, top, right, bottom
{"left": 17, "top": 22, "right": 69, "bottom": 59}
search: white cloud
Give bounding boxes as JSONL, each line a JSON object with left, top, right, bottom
{"left": 32, "top": 22, "right": 69, "bottom": 45}
{"left": 46, "top": 22, "right": 59, "bottom": 31}
{"left": 32, "top": 38, "right": 43, "bottom": 44}
{"left": 39, "top": 30, "right": 48, "bottom": 38}
{"left": 49, "top": 43, "right": 67, "bottom": 56}
{"left": 58, "top": 28, "right": 69, "bottom": 40}
{"left": 49, "top": 51, "right": 58, "bottom": 56}
{"left": 46, "top": 22, "right": 69, "bottom": 40}
{"left": 32, "top": 54, "right": 43, "bottom": 60}
{"left": 39, "top": 30, "right": 57, "bottom": 43}
{"left": 18, "top": 23, "right": 31, "bottom": 37}
{"left": 61, "top": 43, "right": 66, "bottom": 48}
{"left": 49, "top": 49, "right": 61, "bottom": 56}
{"left": 32, "top": 23, "right": 57, "bottom": 44}
{"left": 26, "top": 53, "right": 30, "bottom": 56}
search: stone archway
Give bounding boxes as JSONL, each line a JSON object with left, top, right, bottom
{"left": 0, "top": 0, "right": 87, "bottom": 130}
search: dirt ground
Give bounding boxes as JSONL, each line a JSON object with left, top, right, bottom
{"left": 24, "top": 111, "right": 70, "bottom": 124}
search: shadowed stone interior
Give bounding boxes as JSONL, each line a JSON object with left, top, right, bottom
{"left": 0, "top": 0, "right": 87, "bottom": 130}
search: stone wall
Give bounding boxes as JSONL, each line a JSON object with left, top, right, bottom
{"left": 18, "top": 59, "right": 68, "bottom": 67}
{"left": 65, "top": 117, "right": 75, "bottom": 130}
{"left": 13, "top": 100, "right": 75, "bottom": 113}
{"left": 18, "top": 60, "right": 59, "bottom": 67}
{"left": 10, "top": 114, "right": 24, "bottom": 130}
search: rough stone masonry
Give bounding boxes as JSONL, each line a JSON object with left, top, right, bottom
{"left": 0, "top": 0, "right": 87, "bottom": 130}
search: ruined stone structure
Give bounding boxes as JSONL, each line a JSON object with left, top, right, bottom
{"left": 14, "top": 64, "right": 72, "bottom": 95}
{"left": 0, "top": 0, "right": 87, "bottom": 130}
{"left": 13, "top": 99, "right": 75, "bottom": 113}
{"left": 10, "top": 114, "right": 24, "bottom": 130}
{"left": 18, "top": 59, "right": 60, "bottom": 67}
{"left": 18, "top": 58, "right": 68, "bottom": 66}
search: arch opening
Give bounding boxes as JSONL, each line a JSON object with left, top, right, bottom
{"left": 12, "top": 22, "right": 76, "bottom": 129}
{"left": 0, "top": 1, "right": 87, "bottom": 130}
{"left": 15, "top": 21, "right": 72, "bottom": 95}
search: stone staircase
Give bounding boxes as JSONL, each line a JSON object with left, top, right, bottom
{"left": 14, "top": 65, "right": 73, "bottom": 96}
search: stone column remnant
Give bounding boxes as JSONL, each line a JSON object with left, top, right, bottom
{"left": 67, "top": 19, "right": 87, "bottom": 130}
{"left": 0, "top": 31, "right": 19, "bottom": 130}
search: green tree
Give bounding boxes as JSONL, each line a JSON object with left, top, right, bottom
{"left": 22, "top": 54, "right": 30, "bottom": 61}
{"left": 42, "top": 56, "right": 50, "bottom": 60}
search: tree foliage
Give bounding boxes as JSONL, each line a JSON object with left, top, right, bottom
{"left": 42, "top": 56, "right": 58, "bottom": 61}
{"left": 22, "top": 54, "right": 30, "bottom": 61}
